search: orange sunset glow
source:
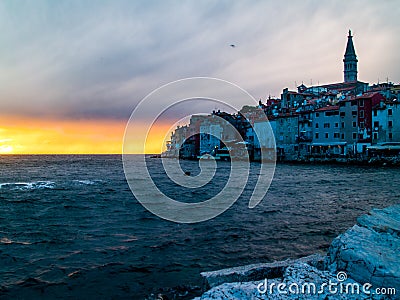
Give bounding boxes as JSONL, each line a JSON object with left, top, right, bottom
{"left": 0, "top": 116, "right": 170, "bottom": 154}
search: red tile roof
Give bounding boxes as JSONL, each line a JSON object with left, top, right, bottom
{"left": 315, "top": 105, "right": 339, "bottom": 112}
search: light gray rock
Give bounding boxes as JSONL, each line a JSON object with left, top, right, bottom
{"left": 195, "top": 204, "right": 400, "bottom": 299}
{"left": 326, "top": 205, "right": 400, "bottom": 291}
{"left": 195, "top": 263, "right": 385, "bottom": 299}
{"left": 200, "top": 253, "right": 325, "bottom": 290}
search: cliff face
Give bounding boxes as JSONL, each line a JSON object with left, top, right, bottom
{"left": 195, "top": 205, "right": 400, "bottom": 299}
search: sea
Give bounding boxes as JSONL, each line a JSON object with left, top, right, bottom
{"left": 0, "top": 155, "right": 399, "bottom": 299}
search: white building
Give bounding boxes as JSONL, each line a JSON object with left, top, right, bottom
{"left": 199, "top": 116, "right": 223, "bottom": 155}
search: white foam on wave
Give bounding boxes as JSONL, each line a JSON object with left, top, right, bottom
{"left": 0, "top": 181, "right": 55, "bottom": 190}
{"left": 0, "top": 237, "right": 32, "bottom": 245}
{"left": 73, "top": 179, "right": 103, "bottom": 185}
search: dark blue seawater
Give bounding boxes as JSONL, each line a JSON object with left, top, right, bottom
{"left": 0, "top": 155, "right": 399, "bottom": 299}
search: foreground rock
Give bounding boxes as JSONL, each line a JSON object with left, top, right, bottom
{"left": 195, "top": 205, "right": 400, "bottom": 299}
{"left": 326, "top": 205, "right": 400, "bottom": 292}
{"left": 196, "top": 263, "right": 382, "bottom": 299}
{"left": 200, "top": 254, "right": 325, "bottom": 290}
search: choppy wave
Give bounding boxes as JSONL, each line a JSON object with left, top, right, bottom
{"left": 0, "top": 179, "right": 105, "bottom": 191}
{"left": 73, "top": 179, "right": 104, "bottom": 185}
{"left": 1, "top": 155, "right": 400, "bottom": 299}
{"left": 0, "top": 237, "right": 32, "bottom": 245}
{"left": 0, "top": 181, "right": 55, "bottom": 190}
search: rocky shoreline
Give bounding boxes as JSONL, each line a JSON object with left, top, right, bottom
{"left": 195, "top": 205, "right": 400, "bottom": 299}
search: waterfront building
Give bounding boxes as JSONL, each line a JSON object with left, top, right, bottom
{"left": 312, "top": 106, "right": 345, "bottom": 156}
{"left": 372, "top": 99, "right": 400, "bottom": 144}
{"left": 167, "top": 125, "right": 190, "bottom": 157}
{"left": 274, "top": 114, "right": 299, "bottom": 160}
{"left": 253, "top": 120, "right": 276, "bottom": 161}
{"left": 296, "top": 107, "right": 314, "bottom": 158}
{"left": 355, "top": 92, "right": 385, "bottom": 152}
{"left": 338, "top": 98, "right": 359, "bottom": 155}
{"left": 338, "top": 92, "right": 384, "bottom": 155}
{"left": 198, "top": 115, "right": 223, "bottom": 155}
{"left": 164, "top": 30, "right": 399, "bottom": 161}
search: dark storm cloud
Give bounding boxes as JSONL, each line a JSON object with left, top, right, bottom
{"left": 0, "top": 0, "right": 399, "bottom": 120}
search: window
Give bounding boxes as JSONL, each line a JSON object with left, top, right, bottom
{"left": 315, "top": 123, "right": 319, "bottom": 129}
{"left": 359, "top": 110, "right": 364, "bottom": 118}
{"left": 374, "top": 121, "right": 379, "bottom": 128}
{"left": 352, "top": 132, "right": 357, "bottom": 139}
{"left": 341, "top": 133, "right": 345, "bottom": 139}
{"left": 352, "top": 111, "right": 357, "bottom": 117}
{"left": 334, "top": 132, "right": 340, "bottom": 138}
{"left": 359, "top": 122, "right": 364, "bottom": 129}
{"left": 315, "top": 133, "right": 319, "bottom": 139}
{"left": 373, "top": 132, "right": 378, "bottom": 140}
{"left": 341, "top": 122, "right": 345, "bottom": 128}
{"left": 325, "top": 133, "right": 329, "bottom": 139}
{"left": 389, "top": 132, "right": 393, "bottom": 140}
{"left": 324, "top": 123, "right": 330, "bottom": 128}
{"left": 389, "top": 120, "right": 393, "bottom": 127}
{"left": 340, "top": 112, "right": 345, "bottom": 117}
{"left": 359, "top": 100, "right": 364, "bottom": 107}
{"left": 351, "top": 100, "right": 357, "bottom": 106}
{"left": 388, "top": 109, "right": 393, "bottom": 116}
{"left": 335, "top": 123, "right": 339, "bottom": 128}
{"left": 315, "top": 112, "right": 320, "bottom": 117}
{"left": 373, "top": 110, "right": 377, "bottom": 117}
{"left": 352, "top": 121, "right": 357, "bottom": 128}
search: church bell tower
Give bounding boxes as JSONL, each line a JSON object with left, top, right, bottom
{"left": 343, "top": 30, "right": 358, "bottom": 82}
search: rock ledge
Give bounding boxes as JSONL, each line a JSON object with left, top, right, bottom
{"left": 195, "top": 205, "right": 400, "bottom": 299}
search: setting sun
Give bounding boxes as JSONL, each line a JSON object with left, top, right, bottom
{"left": 0, "top": 115, "right": 171, "bottom": 154}
{"left": 0, "top": 144, "right": 13, "bottom": 153}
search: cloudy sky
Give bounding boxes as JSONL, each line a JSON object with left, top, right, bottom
{"left": 0, "top": 0, "right": 399, "bottom": 153}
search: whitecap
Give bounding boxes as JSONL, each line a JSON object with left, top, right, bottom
{"left": 1, "top": 237, "right": 32, "bottom": 245}
{"left": 73, "top": 179, "right": 104, "bottom": 185}
{"left": 0, "top": 181, "right": 55, "bottom": 190}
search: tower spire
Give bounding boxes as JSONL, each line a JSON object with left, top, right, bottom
{"left": 343, "top": 29, "right": 358, "bottom": 82}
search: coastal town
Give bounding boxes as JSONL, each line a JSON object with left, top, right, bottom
{"left": 163, "top": 30, "right": 400, "bottom": 163}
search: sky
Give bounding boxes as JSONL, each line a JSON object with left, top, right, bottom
{"left": 0, "top": 0, "right": 399, "bottom": 154}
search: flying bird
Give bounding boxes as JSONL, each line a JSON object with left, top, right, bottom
{"left": 230, "top": 44, "right": 236, "bottom": 48}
